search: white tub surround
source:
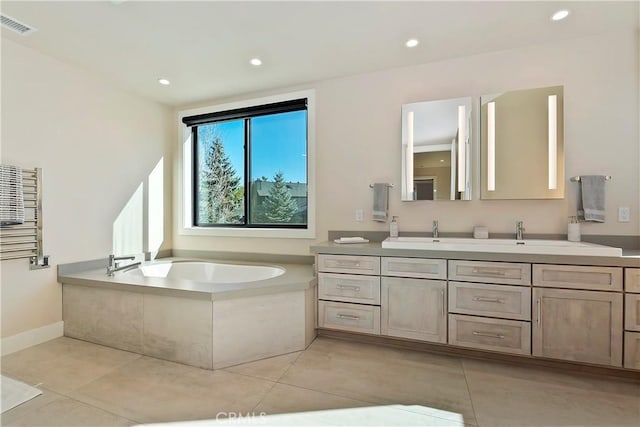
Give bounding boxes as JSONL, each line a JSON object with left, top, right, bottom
{"left": 58, "top": 258, "right": 316, "bottom": 369}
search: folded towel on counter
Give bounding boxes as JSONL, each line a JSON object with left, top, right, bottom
{"left": 372, "top": 183, "right": 389, "bottom": 222}
{"left": 0, "top": 164, "right": 25, "bottom": 227}
{"left": 577, "top": 175, "right": 606, "bottom": 222}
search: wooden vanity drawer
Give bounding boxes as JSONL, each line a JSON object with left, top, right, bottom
{"left": 448, "top": 260, "right": 531, "bottom": 286}
{"left": 318, "top": 301, "right": 380, "bottom": 335}
{"left": 448, "top": 281, "right": 531, "bottom": 321}
{"left": 624, "top": 332, "right": 640, "bottom": 370}
{"left": 318, "top": 273, "right": 380, "bottom": 305}
{"left": 533, "top": 264, "right": 622, "bottom": 291}
{"left": 381, "top": 257, "right": 446, "bottom": 280}
{"left": 625, "top": 294, "right": 640, "bottom": 332}
{"left": 317, "top": 254, "right": 380, "bottom": 275}
{"left": 448, "top": 314, "right": 531, "bottom": 355}
{"left": 625, "top": 269, "right": 640, "bottom": 293}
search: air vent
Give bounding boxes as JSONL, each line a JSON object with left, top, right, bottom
{"left": 1, "top": 14, "right": 37, "bottom": 36}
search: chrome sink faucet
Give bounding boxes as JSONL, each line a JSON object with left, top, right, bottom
{"left": 516, "top": 221, "right": 525, "bottom": 241}
{"left": 107, "top": 254, "right": 141, "bottom": 276}
{"left": 433, "top": 220, "right": 439, "bottom": 238}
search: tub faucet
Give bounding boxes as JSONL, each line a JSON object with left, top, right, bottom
{"left": 432, "top": 220, "right": 439, "bottom": 238}
{"left": 107, "top": 254, "right": 141, "bottom": 276}
{"left": 516, "top": 221, "right": 525, "bottom": 241}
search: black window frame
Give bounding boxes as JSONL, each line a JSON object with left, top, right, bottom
{"left": 183, "top": 98, "right": 308, "bottom": 229}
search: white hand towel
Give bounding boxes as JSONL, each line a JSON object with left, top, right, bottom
{"left": 0, "top": 165, "right": 25, "bottom": 226}
{"left": 577, "top": 175, "right": 606, "bottom": 223}
{"left": 372, "top": 183, "right": 389, "bottom": 222}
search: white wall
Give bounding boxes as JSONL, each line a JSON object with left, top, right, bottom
{"left": 1, "top": 39, "right": 173, "bottom": 339}
{"left": 174, "top": 30, "right": 639, "bottom": 255}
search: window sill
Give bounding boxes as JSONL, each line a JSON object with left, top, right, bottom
{"left": 178, "top": 226, "right": 315, "bottom": 239}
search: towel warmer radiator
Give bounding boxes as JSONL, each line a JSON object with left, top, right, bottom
{"left": 0, "top": 167, "right": 49, "bottom": 269}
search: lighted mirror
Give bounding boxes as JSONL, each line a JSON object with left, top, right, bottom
{"left": 480, "top": 86, "right": 564, "bottom": 200}
{"left": 401, "top": 97, "right": 472, "bottom": 201}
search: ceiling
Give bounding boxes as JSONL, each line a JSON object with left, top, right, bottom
{"left": 1, "top": 1, "right": 638, "bottom": 107}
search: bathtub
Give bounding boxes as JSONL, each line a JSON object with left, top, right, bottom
{"left": 59, "top": 257, "right": 316, "bottom": 370}
{"left": 123, "top": 260, "right": 286, "bottom": 283}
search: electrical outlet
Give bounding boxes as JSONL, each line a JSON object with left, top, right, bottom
{"left": 355, "top": 209, "right": 364, "bottom": 222}
{"left": 618, "top": 207, "right": 630, "bottom": 223}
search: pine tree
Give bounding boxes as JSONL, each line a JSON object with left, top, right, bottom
{"left": 201, "top": 137, "right": 242, "bottom": 223}
{"left": 261, "top": 171, "right": 298, "bottom": 223}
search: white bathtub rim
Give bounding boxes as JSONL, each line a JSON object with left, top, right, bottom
{"left": 122, "top": 259, "right": 286, "bottom": 284}
{"left": 57, "top": 257, "right": 315, "bottom": 301}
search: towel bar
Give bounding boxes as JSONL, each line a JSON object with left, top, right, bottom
{"left": 369, "top": 183, "right": 394, "bottom": 188}
{"left": 570, "top": 176, "right": 611, "bottom": 182}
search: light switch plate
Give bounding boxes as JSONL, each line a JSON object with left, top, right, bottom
{"left": 618, "top": 206, "right": 630, "bottom": 222}
{"left": 355, "top": 209, "right": 364, "bottom": 222}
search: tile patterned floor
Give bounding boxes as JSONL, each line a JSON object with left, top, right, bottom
{"left": 1, "top": 336, "right": 639, "bottom": 426}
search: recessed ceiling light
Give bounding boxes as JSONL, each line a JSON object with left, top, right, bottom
{"left": 158, "top": 78, "right": 170, "bottom": 86}
{"left": 440, "top": 159, "right": 445, "bottom": 162}
{"left": 405, "top": 39, "right": 419, "bottom": 48}
{"left": 551, "top": 10, "right": 569, "bottom": 21}
{"left": 250, "top": 58, "right": 262, "bottom": 66}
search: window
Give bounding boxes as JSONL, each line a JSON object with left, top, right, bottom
{"left": 179, "top": 91, "right": 314, "bottom": 238}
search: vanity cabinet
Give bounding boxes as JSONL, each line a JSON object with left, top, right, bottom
{"left": 317, "top": 254, "right": 381, "bottom": 335}
{"left": 313, "top": 247, "right": 637, "bottom": 371}
{"left": 532, "top": 264, "right": 624, "bottom": 367}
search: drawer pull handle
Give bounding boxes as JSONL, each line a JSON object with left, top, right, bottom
{"left": 337, "top": 313, "right": 360, "bottom": 320}
{"left": 441, "top": 290, "right": 445, "bottom": 315}
{"left": 337, "top": 284, "right": 361, "bottom": 291}
{"left": 536, "top": 298, "right": 541, "bottom": 328}
{"left": 335, "top": 260, "right": 361, "bottom": 268}
{"left": 471, "top": 268, "right": 507, "bottom": 276}
{"left": 472, "top": 331, "right": 505, "bottom": 339}
{"left": 472, "top": 296, "right": 505, "bottom": 304}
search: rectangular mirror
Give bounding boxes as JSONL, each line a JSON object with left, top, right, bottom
{"left": 480, "top": 86, "right": 564, "bottom": 200}
{"left": 401, "top": 97, "right": 472, "bottom": 201}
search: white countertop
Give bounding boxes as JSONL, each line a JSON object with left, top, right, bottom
{"left": 311, "top": 242, "right": 640, "bottom": 268}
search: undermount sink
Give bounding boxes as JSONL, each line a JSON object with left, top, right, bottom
{"left": 381, "top": 236, "right": 622, "bottom": 257}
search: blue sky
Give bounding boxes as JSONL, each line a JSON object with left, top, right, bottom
{"left": 198, "top": 111, "right": 307, "bottom": 184}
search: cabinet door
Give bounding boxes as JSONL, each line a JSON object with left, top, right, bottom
{"left": 448, "top": 281, "right": 531, "bottom": 321}
{"left": 381, "top": 257, "right": 446, "bottom": 280}
{"left": 318, "top": 273, "right": 381, "bottom": 305}
{"left": 626, "top": 268, "right": 640, "bottom": 293}
{"left": 448, "top": 314, "right": 531, "bottom": 356}
{"left": 625, "top": 294, "right": 640, "bottom": 332}
{"left": 381, "top": 277, "right": 446, "bottom": 343}
{"left": 624, "top": 332, "right": 640, "bottom": 370}
{"left": 318, "top": 301, "right": 380, "bottom": 335}
{"left": 317, "top": 254, "right": 380, "bottom": 275}
{"left": 449, "top": 260, "right": 531, "bottom": 286}
{"left": 532, "top": 288, "right": 623, "bottom": 367}
{"left": 533, "top": 264, "right": 622, "bottom": 291}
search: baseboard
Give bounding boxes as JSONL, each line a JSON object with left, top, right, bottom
{"left": 1, "top": 321, "right": 64, "bottom": 356}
